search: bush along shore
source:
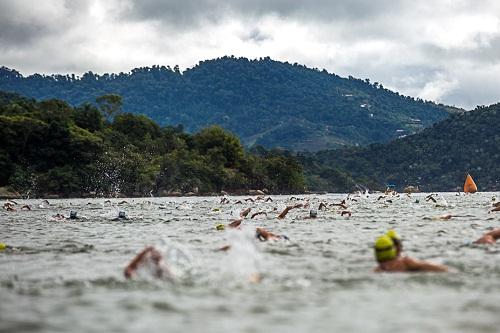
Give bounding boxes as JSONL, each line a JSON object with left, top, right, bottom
{"left": 0, "top": 92, "right": 305, "bottom": 198}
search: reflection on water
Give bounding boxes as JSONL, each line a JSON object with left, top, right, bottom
{"left": 1, "top": 193, "right": 500, "bottom": 332}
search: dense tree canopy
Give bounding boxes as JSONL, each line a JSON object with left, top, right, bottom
{"left": 0, "top": 57, "right": 453, "bottom": 151}
{"left": 0, "top": 92, "right": 304, "bottom": 197}
{"left": 300, "top": 104, "right": 500, "bottom": 192}
{"left": 1, "top": 90, "right": 495, "bottom": 196}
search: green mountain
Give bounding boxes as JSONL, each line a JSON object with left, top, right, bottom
{"left": 300, "top": 103, "right": 500, "bottom": 192}
{"left": 0, "top": 57, "right": 452, "bottom": 151}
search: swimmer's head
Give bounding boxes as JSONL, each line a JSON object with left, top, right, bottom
{"left": 216, "top": 224, "right": 225, "bottom": 231}
{"left": 0, "top": 242, "right": 6, "bottom": 251}
{"left": 374, "top": 235, "right": 397, "bottom": 263}
{"left": 386, "top": 229, "right": 402, "bottom": 255}
{"left": 309, "top": 210, "right": 318, "bottom": 218}
{"left": 69, "top": 211, "right": 78, "bottom": 219}
{"left": 118, "top": 211, "right": 126, "bottom": 219}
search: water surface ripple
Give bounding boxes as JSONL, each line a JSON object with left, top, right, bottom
{"left": 1, "top": 193, "right": 500, "bottom": 333}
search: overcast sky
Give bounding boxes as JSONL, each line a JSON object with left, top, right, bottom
{"left": 1, "top": 0, "right": 499, "bottom": 109}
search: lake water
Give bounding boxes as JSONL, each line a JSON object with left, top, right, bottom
{"left": 1, "top": 193, "right": 500, "bottom": 333}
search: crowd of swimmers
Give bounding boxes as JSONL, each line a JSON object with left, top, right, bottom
{"left": 124, "top": 225, "right": 500, "bottom": 278}
{"left": 2, "top": 177, "right": 500, "bottom": 280}
{"left": 121, "top": 193, "right": 499, "bottom": 280}
{"left": 2, "top": 199, "right": 130, "bottom": 221}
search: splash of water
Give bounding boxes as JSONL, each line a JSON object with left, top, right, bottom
{"left": 131, "top": 240, "right": 195, "bottom": 281}
{"left": 219, "top": 228, "right": 262, "bottom": 282}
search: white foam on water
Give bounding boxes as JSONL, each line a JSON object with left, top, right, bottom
{"left": 156, "top": 239, "right": 195, "bottom": 280}
{"left": 219, "top": 227, "right": 262, "bottom": 282}
{"left": 130, "top": 241, "right": 195, "bottom": 282}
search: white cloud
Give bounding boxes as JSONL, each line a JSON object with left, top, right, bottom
{"left": 418, "top": 74, "right": 459, "bottom": 102}
{"left": 0, "top": 0, "right": 500, "bottom": 109}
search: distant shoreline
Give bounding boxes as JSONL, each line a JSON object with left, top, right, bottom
{"left": 3, "top": 189, "right": 497, "bottom": 201}
{"left": 0, "top": 187, "right": 307, "bottom": 200}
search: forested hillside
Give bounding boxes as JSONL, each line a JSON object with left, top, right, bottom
{"left": 0, "top": 92, "right": 304, "bottom": 197}
{"left": 1, "top": 89, "right": 497, "bottom": 195}
{"left": 301, "top": 103, "right": 500, "bottom": 192}
{"left": 0, "top": 57, "right": 452, "bottom": 151}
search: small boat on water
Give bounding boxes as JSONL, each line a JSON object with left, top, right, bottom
{"left": 464, "top": 173, "right": 478, "bottom": 193}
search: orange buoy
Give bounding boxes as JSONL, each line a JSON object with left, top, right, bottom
{"left": 464, "top": 173, "right": 478, "bottom": 193}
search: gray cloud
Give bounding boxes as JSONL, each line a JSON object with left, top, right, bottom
{"left": 241, "top": 28, "right": 272, "bottom": 43}
{"left": 0, "top": 0, "right": 499, "bottom": 109}
{"left": 0, "top": 21, "right": 47, "bottom": 46}
{"left": 0, "top": 0, "right": 92, "bottom": 47}
{"left": 0, "top": 1, "right": 52, "bottom": 46}
{"left": 421, "top": 35, "right": 500, "bottom": 66}
{"left": 123, "top": 0, "right": 405, "bottom": 27}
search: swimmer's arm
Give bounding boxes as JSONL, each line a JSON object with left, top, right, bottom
{"left": 228, "top": 218, "right": 243, "bottom": 228}
{"left": 217, "top": 245, "right": 231, "bottom": 251}
{"left": 485, "top": 228, "right": 500, "bottom": 240}
{"left": 251, "top": 211, "right": 267, "bottom": 219}
{"left": 124, "top": 246, "right": 155, "bottom": 278}
{"left": 475, "top": 228, "right": 500, "bottom": 244}
{"left": 240, "top": 207, "right": 251, "bottom": 218}
{"left": 256, "top": 228, "right": 279, "bottom": 241}
{"left": 404, "top": 257, "right": 448, "bottom": 272}
{"left": 256, "top": 228, "right": 269, "bottom": 240}
{"left": 277, "top": 206, "right": 293, "bottom": 219}
{"left": 278, "top": 204, "right": 304, "bottom": 219}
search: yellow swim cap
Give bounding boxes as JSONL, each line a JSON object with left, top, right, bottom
{"left": 0, "top": 243, "right": 6, "bottom": 251}
{"left": 216, "top": 224, "right": 225, "bottom": 231}
{"left": 374, "top": 235, "right": 397, "bottom": 262}
{"left": 386, "top": 229, "right": 401, "bottom": 241}
{"left": 386, "top": 229, "right": 402, "bottom": 249}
